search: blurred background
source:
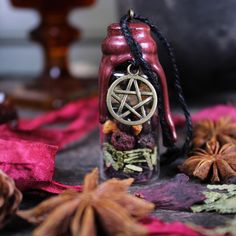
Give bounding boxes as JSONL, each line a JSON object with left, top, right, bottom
{"left": 1, "top": 0, "right": 236, "bottom": 108}
{"left": 0, "top": 0, "right": 117, "bottom": 77}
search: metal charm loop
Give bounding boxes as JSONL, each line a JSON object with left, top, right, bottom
{"left": 127, "top": 64, "right": 139, "bottom": 76}
{"left": 106, "top": 66, "right": 158, "bottom": 126}
{"left": 128, "top": 9, "right": 134, "bottom": 20}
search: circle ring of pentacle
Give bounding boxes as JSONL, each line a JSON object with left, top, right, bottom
{"left": 106, "top": 66, "right": 158, "bottom": 126}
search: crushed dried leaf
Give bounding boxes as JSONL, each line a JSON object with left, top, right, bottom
{"left": 180, "top": 140, "right": 236, "bottom": 183}
{"left": 191, "top": 184, "right": 236, "bottom": 213}
{"left": 17, "top": 168, "right": 154, "bottom": 236}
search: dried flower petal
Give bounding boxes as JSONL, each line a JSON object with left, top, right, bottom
{"left": 138, "top": 134, "right": 156, "bottom": 149}
{"left": 141, "top": 217, "right": 204, "bottom": 236}
{"left": 111, "top": 130, "right": 136, "bottom": 151}
{"left": 135, "top": 174, "right": 206, "bottom": 211}
{"left": 132, "top": 125, "right": 142, "bottom": 135}
{"left": 103, "top": 120, "right": 118, "bottom": 134}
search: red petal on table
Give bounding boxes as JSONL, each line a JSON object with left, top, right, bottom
{"left": 19, "top": 97, "right": 98, "bottom": 130}
{"left": 0, "top": 124, "right": 63, "bottom": 146}
{"left": 34, "top": 180, "right": 82, "bottom": 194}
{"left": 0, "top": 137, "right": 82, "bottom": 193}
{"left": 0, "top": 97, "right": 99, "bottom": 148}
{"left": 173, "top": 104, "right": 236, "bottom": 126}
{"left": 0, "top": 97, "right": 98, "bottom": 193}
{"left": 0, "top": 137, "right": 57, "bottom": 191}
{"left": 18, "top": 96, "right": 99, "bottom": 148}
{"left": 141, "top": 217, "right": 207, "bottom": 236}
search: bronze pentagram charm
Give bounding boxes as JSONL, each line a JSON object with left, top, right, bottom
{"left": 106, "top": 65, "right": 158, "bottom": 126}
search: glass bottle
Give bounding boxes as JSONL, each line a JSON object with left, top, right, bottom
{"left": 99, "top": 23, "right": 176, "bottom": 183}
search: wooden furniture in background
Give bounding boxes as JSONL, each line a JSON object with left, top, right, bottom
{"left": 8, "top": 0, "right": 97, "bottom": 109}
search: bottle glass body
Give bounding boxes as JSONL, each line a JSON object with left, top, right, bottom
{"left": 100, "top": 68, "right": 160, "bottom": 183}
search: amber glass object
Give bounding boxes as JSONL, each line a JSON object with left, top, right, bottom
{"left": 10, "top": 0, "right": 96, "bottom": 109}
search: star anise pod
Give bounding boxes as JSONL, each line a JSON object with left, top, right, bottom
{"left": 180, "top": 140, "right": 236, "bottom": 183}
{"left": 193, "top": 117, "right": 236, "bottom": 148}
{"left": 17, "top": 168, "right": 154, "bottom": 236}
{"left": 0, "top": 170, "right": 22, "bottom": 229}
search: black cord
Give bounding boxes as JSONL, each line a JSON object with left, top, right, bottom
{"left": 120, "top": 13, "right": 193, "bottom": 164}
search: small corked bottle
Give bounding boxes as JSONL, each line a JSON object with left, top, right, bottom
{"left": 98, "top": 17, "right": 177, "bottom": 183}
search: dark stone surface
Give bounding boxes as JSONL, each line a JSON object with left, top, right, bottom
{"left": 118, "top": 0, "right": 236, "bottom": 97}
{"left": 0, "top": 76, "right": 236, "bottom": 234}
{"left": 0, "top": 128, "right": 235, "bottom": 235}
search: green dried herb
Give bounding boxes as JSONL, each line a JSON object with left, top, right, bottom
{"left": 103, "top": 143, "right": 157, "bottom": 173}
{"left": 191, "top": 184, "right": 236, "bottom": 213}
{"left": 124, "top": 156, "right": 143, "bottom": 163}
{"left": 124, "top": 164, "right": 143, "bottom": 172}
{"left": 104, "top": 150, "right": 119, "bottom": 171}
{"left": 143, "top": 152, "right": 153, "bottom": 171}
{"left": 151, "top": 147, "right": 157, "bottom": 166}
{"left": 207, "top": 184, "right": 236, "bottom": 192}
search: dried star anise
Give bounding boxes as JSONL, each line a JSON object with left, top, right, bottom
{"left": 0, "top": 170, "right": 22, "bottom": 229}
{"left": 193, "top": 117, "right": 236, "bottom": 148}
{"left": 17, "top": 168, "right": 154, "bottom": 236}
{"left": 180, "top": 140, "right": 236, "bottom": 183}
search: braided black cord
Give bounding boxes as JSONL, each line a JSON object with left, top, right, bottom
{"left": 120, "top": 13, "right": 193, "bottom": 164}
{"left": 134, "top": 14, "right": 193, "bottom": 155}
{"left": 120, "top": 14, "right": 176, "bottom": 148}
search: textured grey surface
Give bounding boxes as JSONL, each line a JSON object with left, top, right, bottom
{"left": 0, "top": 128, "right": 235, "bottom": 235}
{"left": 1, "top": 74, "right": 236, "bottom": 234}
{"left": 118, "top": 0, "right": 236, "bottom": 96}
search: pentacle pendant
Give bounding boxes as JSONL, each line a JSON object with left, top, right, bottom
{"left": 106, "top": 65, "right": 158, "bottom": 126}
